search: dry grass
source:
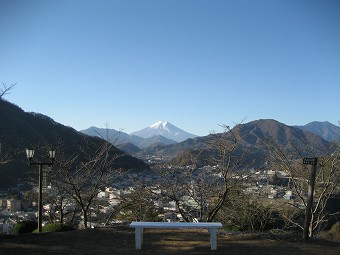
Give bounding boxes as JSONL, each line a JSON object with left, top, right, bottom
{"left": 0, "top": 225, "right": 339, "bottom": 255}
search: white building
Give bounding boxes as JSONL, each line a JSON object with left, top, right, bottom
{"left": 97, "top": 191, "right": 109, "bottom": 199}
{"left": 2, "top": 219, "right": 15, "bottom": 234}
{"left": 7, "top": 199, "right": 21, "bottom": 212}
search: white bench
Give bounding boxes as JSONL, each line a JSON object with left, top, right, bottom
{"left": 129, "top": 221, "right": 223, "bottom": 250}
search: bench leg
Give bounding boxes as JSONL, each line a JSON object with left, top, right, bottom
{"left": 135, "top": 227, "right": 144, "bottom": 249}
{"left": 209, "top": 228, "right": 218, "bottom": 250}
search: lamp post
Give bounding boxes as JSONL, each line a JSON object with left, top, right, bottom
{"left": 26, "top": 149, "right": 55, "bottom": 233}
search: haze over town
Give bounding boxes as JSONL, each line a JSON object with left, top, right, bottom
{"left": 1, "top": 0, "right": 339, "bottom": 136}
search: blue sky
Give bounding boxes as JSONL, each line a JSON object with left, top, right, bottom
{"left": 1, "top": 0, "right": 339, "bottom": 136}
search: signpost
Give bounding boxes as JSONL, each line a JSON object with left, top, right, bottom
{"left": 302, "top": 157, "right": 318, "bottom": 239}
{"left": 303, "top": 157, "right": 317, "bottom": 165}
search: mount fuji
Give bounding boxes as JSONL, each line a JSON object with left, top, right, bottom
{"left": 130, "top": 121, "right": 197, "bottom": 143}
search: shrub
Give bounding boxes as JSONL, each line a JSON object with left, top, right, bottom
{"left": 12, "top": 221, "right": 38, "bottom": 234}
{"left": 330, "top": 221, "right": 340, "bottom": 234}
{"left": 33, "top": 223, "right": 74, "bottom": 233}
{"left": 329, "top": 221, "right": 340, "bottom": 241}
{"left": 217, "top": 195, "right": 282, "bottom": 232}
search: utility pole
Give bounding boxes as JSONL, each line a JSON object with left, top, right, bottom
{"left": 302, "top": 157, "right": 318, "bottom": 240}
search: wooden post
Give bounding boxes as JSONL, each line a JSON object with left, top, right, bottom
{"left": 302, "top": 158, "right": 317, "bottom": 240}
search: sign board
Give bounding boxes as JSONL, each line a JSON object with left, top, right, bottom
{"left": 303, "top": 157, "right": 317, "bottom": 165}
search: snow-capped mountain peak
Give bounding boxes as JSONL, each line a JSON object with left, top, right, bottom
{"left": 130, "top": 120, "right": 197, "bottom": 143}
{"left": 150, "top": 120, "right": 170, "bottom": 130}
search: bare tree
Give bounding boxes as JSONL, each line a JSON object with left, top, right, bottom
{"left": 154, "top": 166, "right": 197, "bottom": 222}
{"left": 44, "top": 179, "right": 75, "bottom": 224}
{"left": 204, "top": 124, "right": 252, "bottom": 222}
{"left": 154, "top": 124, "right": 251, "bottom": 222}
{"left": 217, "top": 192, "right": 278, "bottom": 232}
{"left": 0, "top": 82, "right": 16, "bottom": 99}
{"left": 266, "top": 139, "right": 339, "bottom": 239}
{"left": 0, "top": 142, "right": 14, "bottom": 165}
{"left": 49, "top": 138, "right": 124, "bottom": 228}
{"left": 115, "top": 187, "right": 161, "bottom": 222}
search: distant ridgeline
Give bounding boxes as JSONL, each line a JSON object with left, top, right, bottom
{"left": 1, "top": 98, "right": 337, "bottom": 188}
{"left": 0, "top": 99, "right": 149, "bottom": 189}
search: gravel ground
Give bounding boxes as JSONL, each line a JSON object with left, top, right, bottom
{"left": 0, "top": 225, "right": 339, "bottom": 255}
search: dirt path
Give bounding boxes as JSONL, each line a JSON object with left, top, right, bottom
{"left": 0, "top": 226, "right": 339, "bottom": 255}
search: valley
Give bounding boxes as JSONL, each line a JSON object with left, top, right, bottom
{"left": 0, "top": 98, "right": 339, "bottom": 238}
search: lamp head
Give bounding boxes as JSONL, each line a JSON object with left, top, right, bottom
{"left": 49, "top": 150, "right": 56, "bottom": 160}
{"left": 25, "top": 149, "right": 35, "bottom": 162}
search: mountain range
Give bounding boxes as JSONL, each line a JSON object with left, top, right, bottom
{"left": 295, "top": 121, "right": 340, "bottom": 142}
{"left": 157, "top": 119, "right": 335, "bottom": 168}
{"left": 80, "top": 121, "right": 196, "bottom": 149}
{"left": 82, "top": 119, "right": 337, "bottom": 169}
{"left": 0, "top": 99, "right": 149, "bottom": 189}
{"left": 81, "top": 120, "right": 339, "bottom": 156}
{"left": 1, "top": 98, "right": 339, "bottom": 188}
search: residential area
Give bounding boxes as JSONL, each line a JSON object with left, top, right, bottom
{"left": 0, "top": 167, "right": 303, "bottom": 235}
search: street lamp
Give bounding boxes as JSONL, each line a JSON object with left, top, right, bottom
{"left": 25, "top": 148, "right": 56, "bottom": 233}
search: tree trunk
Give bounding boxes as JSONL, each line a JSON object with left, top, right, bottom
{"left": 59, "top": 199, "right": 64, "bottom": 224}
{"left": 303, "top": 163, "right": 317, "bottom": 240}
{"left": 82, "top": 208, "right": 88, "bottom": 229}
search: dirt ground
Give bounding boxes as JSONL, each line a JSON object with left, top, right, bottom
{"left": 0, "top": 225, "right": 339, "bottom": 255}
